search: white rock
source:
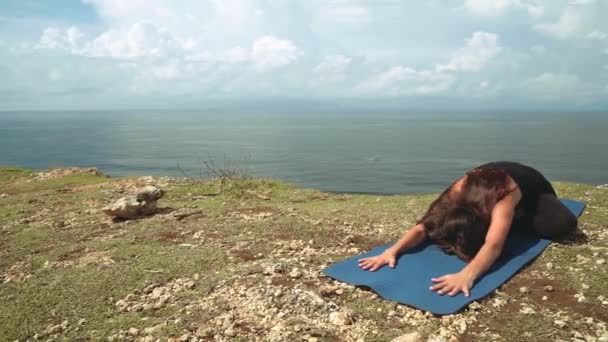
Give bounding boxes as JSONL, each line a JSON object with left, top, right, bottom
{"left": 136, "top": 186, "right": 165, "bottom": 202}
{"left": 520, "top": 307, "right": 536, "bottom": 315}
{"left": 492, "top": 298, "right": 507, "bottom": 308}
{"left": 597, "top": 259, "right": 606, "bottom": 265}
{"left": 391, "top": 332, "right": 422, "bottom": 342}
{"left": 102, "top": 195, "right": 157, "bottom": 219}
{"left": 102, "top": 186, "right": 164, "bottom": 219}
{"left": 554, "top": 320, "right": 567, "bottom": 328}
{"left": 519, "top": 287, "right": 530, "bottom": 293}
{"left": 544, "top": 285, "right": 554, "bottom": 292}
{"left": 542, "top": 296, "right": 548, "bottom": 301}
{"left": 329, "top": 311, "right": 352, "bottom": 326}
{"left": 289, "top": 268, "right": 302, "bottom": 278}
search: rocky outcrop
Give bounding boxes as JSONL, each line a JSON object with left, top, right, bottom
{"left": 34, "top": 167, "right": 107, "bottom": 180}
{"left": 102, "top": 186, "right": 165, "bottom": 220}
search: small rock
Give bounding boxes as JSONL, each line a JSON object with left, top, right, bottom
{"left": 289, "top": 268, "right": 302, "bottom": 278}
{"left": 78, "top": 319, "right": 86, "bottom": 326}
{"left": 136, "top": 186, "right": 165, "bottom": 202}
{"left": 329, "top": 311, "right": 352, "bottom": 326}
{"left": 597, "top": 259, "right": 606, "bottom": 265}
{"left": 554, "top": 320, "right": 567, "bottom": 328}
{"left": 0, "top": 193, "right": 8, "bottom": 198}
{"left": 543, "top": 285, "right": 554, "bottom": 292}
{"left": 546, "top": 262, "right": 553, "bottom": 269}
{"left": 391, "top": 332, "right": 422, "bottom": 342}
{"left": 519, "top": 287, "right": 530, "bottom": 293}
{"left": 224, "top": 328, "right": 235, "bottom": 337}
{"left": 318, "top": 285, "right": 337, "bottom": 297}
{"left": 492, "top": 298, "right": 507, "bottom": 308}
{"left": 128, "top": 328, "right": 140, "bottom": 336}
{"left": 468, "top": 301, "right": 481, "bottom": 310}
{"left": 102, "top": 186, "right": 164, "bottom": 220}
{"left": 520, "top": 307, "right": 536, "bottom": 315}
{"left": 542, "top": 296, "right": 548, "bottom": 301}
{"left": 582, "top": 283, "right": 590, "bottom": 290}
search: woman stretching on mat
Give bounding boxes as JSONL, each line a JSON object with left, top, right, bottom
{"left": 358, "top": 161, "right": 578, "bottom": 297}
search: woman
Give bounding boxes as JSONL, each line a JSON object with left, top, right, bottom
{"left": 357, "top": 161, "right": 578, "bottom": 297}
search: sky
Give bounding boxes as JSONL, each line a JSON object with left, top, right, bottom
{"left": 0, "top": 0, "right": 607, "bottom": 111}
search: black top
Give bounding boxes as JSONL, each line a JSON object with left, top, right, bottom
{"left": 474, "top": 161, "right": 556, "bottom": 218}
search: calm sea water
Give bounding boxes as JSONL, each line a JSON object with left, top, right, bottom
{"left": 0, "top": 111, "right": 606, "bottom": 194}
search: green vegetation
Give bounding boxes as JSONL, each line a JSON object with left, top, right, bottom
{"left": 0, "top": 166, "right": 606, "bottom": 341}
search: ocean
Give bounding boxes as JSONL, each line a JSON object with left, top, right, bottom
{"left": 1, "top": 110, "right": 606, "bottom": 194}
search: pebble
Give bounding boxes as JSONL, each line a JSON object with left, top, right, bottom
{"left": 492, "top": 298, "right": 507, "bottom": 308}
{"left": 520, "top": 307, "right": 536, "bottom": 315}
{"left": 328, "top": 311, "right": 352, "bottom": 326}
{"left": 391, "top": 332, "right": 422, "bottom": 342}
{"left": 542, "top": 296, "right": 548, "bottom": 301}
{"left": 554, "top": 320, "right": 567, "bottom": 328}
{"left": 543, "top": 285, "right": 554, "bottom": 292}
{"left": 519, "top": 287, "right": 530, "bottom": 293}
{"left": 597, "top": 259, "right": 606, "bottom": 265}
{"left": 0, "top": 193, "right": 8, "bottom": 198}
{"left": 289, "top": 268, "right": 302, "bottom": 278}
{"left": 546, "top": 262, "right": 553, "bottom": 270}
{"left": 574, "top": 293, "right": 587, "bottom": 303}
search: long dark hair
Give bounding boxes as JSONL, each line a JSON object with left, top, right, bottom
{"left": 418, "top": 166, "right": 514, "bottom": 261}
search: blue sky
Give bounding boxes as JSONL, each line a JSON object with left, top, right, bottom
{"left": 0, "top": 0, "right": 607, "bottom": 111}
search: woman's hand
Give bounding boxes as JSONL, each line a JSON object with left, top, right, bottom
{"left": 430, "top": 271, "right": 475, "bottom": 297}
{"left": 358, "top": 250, "right": 398, "bottom": 271}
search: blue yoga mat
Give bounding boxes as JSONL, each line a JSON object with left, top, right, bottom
{"left": 322, "top": 199, "right": 585, "bottom": 315}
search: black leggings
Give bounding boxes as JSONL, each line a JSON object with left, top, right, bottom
{"left": 512, "top": 193, "right": 578, "bottom": 238}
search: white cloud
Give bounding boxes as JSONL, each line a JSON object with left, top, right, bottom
{"left": 82, "top": 0, "right": 264, "bottom": 39}
{"left": 464, "top": 0, "right": 543, "bottom": 17}
{"left": 436, "top": 31, "right": 501, "bottom": 72}
{"left": 220, "top": 46, "right": 249, "bottom": 63}
{"left": 527, "top": 72, "right": 580, "bottom": 96}
{"left": 40, "top": 22, "right": 190, "bottom": 60}
{"left": 86, "top": 22, "right": 179, "bottom": 59}
{"left": 40, "top": 27, "right": 63, "bottom": 49}
{"left": 359, "top": 31, "right": 501, "bottom": 96}
{"left": 319, "top": 2, "right": 371, "bottom": 24}
{"left": 40, "top": 26, "right": 86, "bottom": 53}
{"left": 569, "top": 0, "right": 594, "bottom": 5}
{"left": 314, "top": 54, "right": 352, "bottom": 73}
{"left": 251, "top": 36, "right": 302, "bottom": 72}
{"left": 535, "top": 8, "right": 582, "bottom": 38}
{"left": 480, "top": 81, "right": 489, "bottom": 88}
{"left": 358, "top": 66, "right": 454, "bottom": 95}
{"left": 587, "top": 30, "right": 607, "bottom": 40}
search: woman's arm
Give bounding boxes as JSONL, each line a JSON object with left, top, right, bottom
{"left": 460, "top": 189, "right": 520, "bottom": 280}
{"left": 358, "top": 223, "right": 427, "bottom": 271}
{"left": 431, "top": 186, "right": 522, "bottom": 296}
{"left": 386, "top": 223, "right": 427, "bottom": 255}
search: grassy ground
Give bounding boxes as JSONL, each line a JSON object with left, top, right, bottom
{"left": 0, "top": 166, "right": 606, "bottom": 342}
